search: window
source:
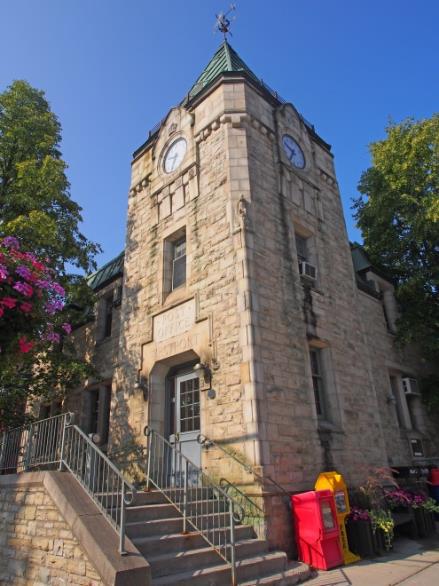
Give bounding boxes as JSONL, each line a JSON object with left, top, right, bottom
{"left": 89, "top": 389, "right": 100, "bottom": 435}
{"left": 163, "top": 229, "right": 187, "bottom": 298}
{"left": 309, "top": 348, "right": 326, "bottom": 418}
{"left": 295, "top": 232, "right": 317, "bottom": 281}
{"left": 103, "top": 293, "right": 114, "bottom": 338}
{"left": 172, "top": 236, "right": 186, "bottom": 290}
{"left": 390, "top": 375, "right": 404, "bottom": 428}
{"left": 85, "top": 384, "right": 111, "bottom": 445}
{"left": 295, "top": 234, "right": 308, "bottom": 262}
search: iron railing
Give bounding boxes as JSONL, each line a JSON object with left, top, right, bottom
{"left": 144, "top": 427, "right": 238, "bottom": 585}
{"left": 197, "top": 433, "right": 291, "bottom": 500}
{"left": 0, "top": 414, "right": 135, "bottom": 554}
{"left": 219, "top": 477, "right": 265, "bottom": 539}
{"left": 0, "top": 413, "right": 69, "bottom": 473}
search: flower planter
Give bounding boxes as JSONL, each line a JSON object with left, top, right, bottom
{"left": 413, "top": 507, "right": 427, "bottom": 537}
{"left": 424, "top": 510, "right": 436, "bottom": 535}
{"left": 414, "top": 508, "right": 436, "bottom": 537}
{"left": 372, "top": 527, "right": 387, "bottom": 555}
{"left": 346, "top": 519, "right": 375, "bottom": 557}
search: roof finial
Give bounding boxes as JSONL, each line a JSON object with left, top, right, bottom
{"left": 215, "top": 4, "right": 236, "bottom": 39}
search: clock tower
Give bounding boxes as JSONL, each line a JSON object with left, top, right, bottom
{"left": 108, "top": 40, "right": 438, "bottom": 552}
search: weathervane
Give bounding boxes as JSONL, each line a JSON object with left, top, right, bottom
{"left": 215, "top": 4, "right": 236, "bottom": 39}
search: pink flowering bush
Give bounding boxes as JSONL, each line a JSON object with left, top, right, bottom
{"left": 0, "top": 236, "right": 70, "bottom": 357}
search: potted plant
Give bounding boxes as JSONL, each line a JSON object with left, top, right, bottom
{"left": 412, "top": 496, "right": 439, "bottom": 537}
{"left": 369, "top": 509, "right": 395, "bottom": 552}
{"left": 384, "top": 488, "right": 417, "bottom": 539}
{"left": 346, "top": 508, "right": 375, "bottom": 557}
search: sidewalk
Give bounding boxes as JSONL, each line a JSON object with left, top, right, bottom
{"left": 304, "top": 534, "right": 439, "bottom": 586}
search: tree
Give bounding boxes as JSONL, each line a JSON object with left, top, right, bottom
{"left": 0, "top": 80, "right": 100, "bottom": 275}
{"left": 353, "top": 115, "right": 439, "bottom": 410}
{"left": 0, "top": 81, "right": 100, "bottom": 428}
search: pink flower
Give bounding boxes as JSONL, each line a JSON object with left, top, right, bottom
{"left": 18, "top": 337, "right": 33, "bottom": 353}
{"left": 13, "top": 281, "right": 34, "bottom": 297}
{"left": 0, "top": 264, "right": 8, "bottom": 280}
{"left": 2, "top": 236, "right": 20, "bottom": 249}
{"left": 15, "top": 265, "right": 32, "bottom": 280}
{"left": 0, "top": 307, "right": 4, "bottom": 318}
{"left": 50, "top": 282, "right": 65, "bottom": 296}
{"left": 61, "top": 323, "right": 72, "bottom": 334}
{"left": 19, "top": 302, "right": 33, "bottom": 313}
{"left": 44, "top": 331, "right": 60, "bottom": 344}
{"left": 1, "top": 297, "right": 17, "bottom": 309}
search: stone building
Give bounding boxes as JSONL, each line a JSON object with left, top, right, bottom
{"left": 63, "top": 41, "right": 438, "bottom": 550}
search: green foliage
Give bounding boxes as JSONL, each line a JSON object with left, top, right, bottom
{"left": 369, "top": 509, "right": 394, "bottom": 550}
{"left": 0, "top": 341, "right": 94, "bottom": 431}
{"left": 0, "top": 80, "right": 101, "bottom": 428}
{"left": 353, "top": 115, "right": 439, "bottom": 411}
{"left": 0, "top": 80, "right": 101, "bottom": 275}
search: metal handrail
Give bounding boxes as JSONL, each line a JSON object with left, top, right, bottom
{"left": 0, "top": 413, "right": 70, "bottom": 473}
{"left": 62, "top": 423, "right": 135, "bottom": 554}
{"left": 144, "top": 427, "right": 238, "bottom": 585}
{"left": 197, "top": 433, "right": 291, "bottom": 501}
{"left": 0, "top": 413, "right": 135, "bottom": 555}
{"left": 219, "top": 477, "right": 266, "bottom": 540}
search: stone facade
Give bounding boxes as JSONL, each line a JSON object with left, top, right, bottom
{"left": 59, "top": 43, "right": 438, "bottom": 552}
{"left": 0, "top": 481, "right": 103, "bottom": 585}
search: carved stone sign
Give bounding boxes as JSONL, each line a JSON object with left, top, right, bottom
{"left": 153, "top": 299, "right": 195, "bottom": 342}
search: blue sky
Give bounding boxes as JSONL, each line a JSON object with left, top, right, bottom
{"left": 1, "top": 0, "right": 438, "bottom": 270}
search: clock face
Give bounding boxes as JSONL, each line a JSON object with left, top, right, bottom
{"left": 163, "top": 138, "right": 187, "bottom": 173}
{"left": 282, "top": 135, "right": 305, "bottom": 169}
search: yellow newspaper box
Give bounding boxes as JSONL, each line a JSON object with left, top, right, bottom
{"left": 315, "top": 471, "right": 360, "bottom": 565}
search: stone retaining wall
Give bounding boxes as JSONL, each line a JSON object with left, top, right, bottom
{"left": 0, "top": 477, "right": 103, "bottom": 585}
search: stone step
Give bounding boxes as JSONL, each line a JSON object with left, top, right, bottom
{"left": 126, "top": 516, "right": 184, "bottom": 538}
{"left": 132, "top": 490, "right": 168, "bottom": 506}
{"left": 238, "top": 561, "right": 313, "bottom": 585}
{"left": 132, "top": 525, "right": 255, "bottom": 555}
{"left": 148, "top": 538, "right": 269, "bottom": 577}
{"left": 124, "top": 502, "right": 178, "bottom": 522}
{"left": 153, "top": 551, "right": 289, "bottom": 585}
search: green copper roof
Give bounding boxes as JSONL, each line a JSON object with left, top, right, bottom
{"left": 87, "top": 252, "right": 124, "bottom": 291}
{"left": 188, "top": 41, "right": 260, "bottom": 100}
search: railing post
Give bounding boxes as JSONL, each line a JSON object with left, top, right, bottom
{"left": 0, "top": 432, "right": 6, "bottom": 472}
{"left": 229, "top": 500, "right": 237, "bottom": 586}
{"left": 119, "top": 480, "right": 127, "bottom": 555}
{"left": 58, "top": 414, "right": 67, "bottom": 471}
{"left": 182, "top": 459, "right": 189, "bottom": 534}
{"left": 146, "top": 429, "right": 152, "bottom": 491}
{"left": 23, "top": 423, "right": 34, "bottom": 471}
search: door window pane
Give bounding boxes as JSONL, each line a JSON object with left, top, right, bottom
{"left": 179, "top": 377, "right": 200, "bottom": 433}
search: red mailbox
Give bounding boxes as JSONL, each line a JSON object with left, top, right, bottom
{"left": 292, "top": 490, "right": 344, "bottom": 570}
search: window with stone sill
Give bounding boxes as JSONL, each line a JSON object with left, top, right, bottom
{"left": 163, "top": 228, "right": 187, "bottom": 298}
{"left": 295, "top": 232, "right": 318, "bottom": 283}
{"left": 84, "top": 384, "right": 111, "bottom": 446}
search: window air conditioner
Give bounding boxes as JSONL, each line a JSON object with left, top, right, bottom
{"left": 402, "top": 377, "right": 420, "bottom": 396}
{"left": 299, "top": 261, "right": 317, "bottom": 281}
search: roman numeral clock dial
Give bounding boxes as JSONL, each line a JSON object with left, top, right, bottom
{"left": 282, "top": 134, "right": 306, "bottom": 169}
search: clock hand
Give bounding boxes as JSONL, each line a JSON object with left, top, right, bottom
{"left": 170, "top": 153, "right": 178, "bottom": 169}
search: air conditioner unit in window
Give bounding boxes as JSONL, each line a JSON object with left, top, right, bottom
{"left": 299, "top": 261, "right": 317, "bottom": 281}
{"left": 402, "top": 377, "right": 420, "bottom": 396}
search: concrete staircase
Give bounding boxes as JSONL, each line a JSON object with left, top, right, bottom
{"left": 123, "top": 490, "right": 311, "bottom": 585}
